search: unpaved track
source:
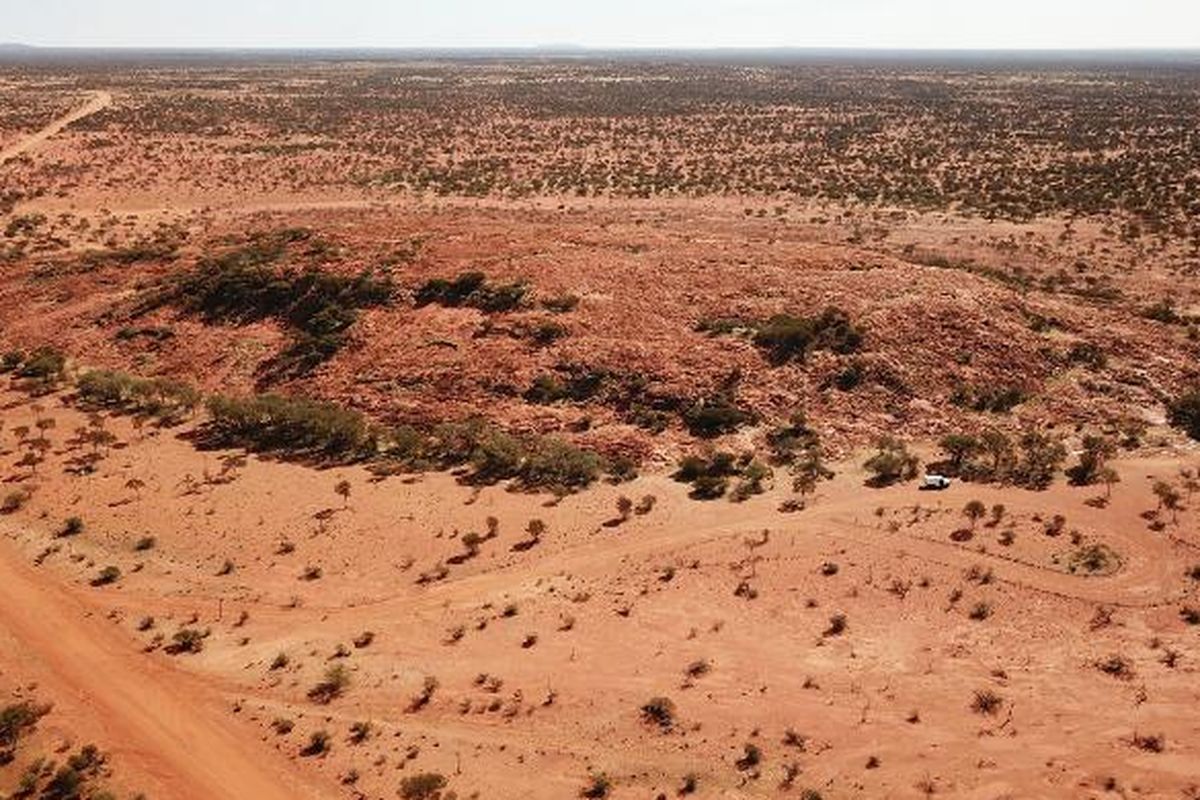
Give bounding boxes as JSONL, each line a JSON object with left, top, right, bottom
{"left": 0, "top": 536, "right": 332, "bottom": 800}
{"left": 0, "top": 90, "right": 111, "bottom": 164}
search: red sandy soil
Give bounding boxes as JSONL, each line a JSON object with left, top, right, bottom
{"left": 1, "top": 388, "right": 1198, "bottom": 799}
{"left": 2, "top": 62, "right": 1200, "bottom": 800}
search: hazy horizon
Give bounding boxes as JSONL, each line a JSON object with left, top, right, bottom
{"left": 8, "top": 1, "right": 1200, "bottom": 51}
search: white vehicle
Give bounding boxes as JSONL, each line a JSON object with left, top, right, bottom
{"left": 923, "top": 474, "right": 952, "bottom": 490}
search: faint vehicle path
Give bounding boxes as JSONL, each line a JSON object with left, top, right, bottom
{"left": 0, "top": 90, "right": 112, "bottom": 165}
{"left": 0, "top": 534, "right": 335, "bottom": 800}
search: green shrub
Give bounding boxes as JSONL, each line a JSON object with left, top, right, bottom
{"left": 951, "top": 383, "right": 1028, "bottom": 413}
{"left": 466, "top": 428, "right": 523, "bottom": 482}
{"left": 1, "top": 350, "right": 24, "bottom": 372}
{"left": 695, "top": 316, "right": 756, "bottom": 336}
{"left": 42, "top": 766, "right": 83, "bottom": 799}
{"left": 1010, "top": 429, "right": 1066, "bottom": 490}
{"left": 1142, "top": 298, "right": 1181, "bottom": 324}
{"left": 76, "top": 370, "right": 199, "bottom": 422}
{"left": 141, "top": 241, "right": 392, "bottom": 374}
{"left": 400, "top": 773, "right": 448, "bottom": 800}
{"left": 833, "top": 360, "right": 865, "bottom": 391}
{"left": 91, "top": 566, "right": 121, "bottom": 586}
{"left": 15, "top": 346, "right": 67, "bottom": 389}
{"left": 415, "top": 271, "right": 487, "bottom": 307}
{"left": 1168, "top": 388, "right": 1200, "bottom": 440}
{"left": 1067, "top": 341, "right": 1107, "bottom": 370}
{"left": 308, "top": 664, "right": 351, "bottom": 704}
{"left": 753, "top": 307, "right": 864, "bottom": 364}
{"left": 731, "top": 460, "right": 772, "bottom": 502}
{"left": 166, "top": 628, "right": 208, "bottom": 655}
{"left": 674, "top": 451, "right": 759, "bottom": 500}
{"left": 0, "top": 490, "right": 27, "bottom": 515}
{"left": 640, "top": 696, "right": 677, "bottom": 729}
{"left": 1069, "top": 544, "right": 1120, "bottom": 575}
{"left": 541, "top": 293, "right": 580, "bottom": 313}
{"left": 300, "top": 730, "right": 331, "bottom": 757}
{"left": 863, "top": 437, "right": 920, "bottom": 486}
{"left": 205, "top": 393, "right": 370, "bottom": 455}
{"left": 682, "top": 393, "right": 751, "bottom": 437}
{"left": 0, "top": 700, "right": 51, "bottom": 756}
{"left": 415, "top": 271, "right": 527, "bottom": 312}
{"left": 517, "top": 436, "right": 602, "bottom": 491}
{"left": 526, "top": 319, "right": 569, "bottom": 346}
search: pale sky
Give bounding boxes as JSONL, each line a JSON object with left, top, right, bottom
{"left": 7, "top": 0, "right": 1200, "bottom": 50}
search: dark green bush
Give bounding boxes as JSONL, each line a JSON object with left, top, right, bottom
{"left": 1067, "top": 341, "right": 1107, "bottom": 370}
{"left": 526, "top": 319, "right": 569, "bottom": 346}
{"left": 416, "top": 271, "right": 527, "bottom": 312}
{"left": 1009, "top": 429, "right": 1067, "bottom": 490}
{"left": 141, "top": 240, "right": 392, "bottom": 374}
{"left": 1168, "top": 388, "right": 1200, "bottom": 440}
{"left": 753, "top": 307, "right": 864, "bottom": 364}
{"left": 951, "top": 383, "right": 1028, "bottom": 413}
{"left": 833, "top": 360, "right": 865, "bottom": 391}
{"left": 674, "top": 451, "right": 754, "bottom": 500}
{"left": 517, "top": 436, "right": 602, "bottom": 491}
{"left": 0, "top": 700, "right": 51, "bottom": 757}
{"left": 76, "top": 370, "right": 199, "bottom": 422}
{"left": 205, "top": 393, "right": 371, "bottom": 455}
{"left": 541, "top": 293, "right": 580, "bottom": 313}
{"left": 400, "top": 773, "right": 448, "bottom": 800}
{"left": 15, "top": 346, "right": 67, "bottom": 388}
{"left": 640, "top": 696, "right": 677, "bottom": 729}
{"left": 682, "top": 394, "right": 751, "bottom": 438}
{"left": 863, "top": 437, "right": 920, "bottom": 486}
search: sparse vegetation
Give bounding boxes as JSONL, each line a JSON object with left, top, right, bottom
{"left": 141, "top": 234, "right": 393, "bottom": 375}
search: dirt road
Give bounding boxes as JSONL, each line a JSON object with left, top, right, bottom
{"left": 0, "top": 90, "right": 112, "bottom": 164}
{"left": 0, "top": 535, "right": 333, "bottom": 800}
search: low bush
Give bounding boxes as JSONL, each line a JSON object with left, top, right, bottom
{"left": 205, "top": 393, "right": 371, "bottom": 456}
{"left": 681, "top": 393, "right": 752, "bottom": 438}
{"left": 90, "top": 566, "right": 121, "bottom": 586}
{"left": 971, "top": 689, "right": 1004, "bottom": 715}
{"left": 416, "top": 271, "right": 527, "bottom": 313}
{"left": 1168, "top": 388, "right": 1200, "bottom": 440}
{"left": 0, "top": 700, "right": 52, "bottom": 760}
{"left": 400, "top": 772, "right": 448, "bottom": 800}
{"left": 165, "top": 627, "right": 208, "bottom": 655}
{"left": 76, "top": 369, "right": 199, "bottom": 423}
{"left": 951, "top": 383, "right": 1028, "bottom": 413}
{"left": 640, "top": 696, "right": 676, "bottom": 730}
{"left": 300, "top": 730, "right": 331, "bottom": 757}
{"left": 864, "top": 437, "right": 920, "bottom": 486}
{"left": 308, "top": 664, "right": 350, "bottom": 704}
{"left": 673, "top": 450, "right": 751, "bottom": 500}
{"left": 15, "top": 346, "right": 67, "bottom": 390}
{"left": 1069, "top": 544, "right": 1120, "bottom": 575}
{"left": 580, "top": 773, "right": 612, "bottom": 799}
{"left": 0, "top": 490, "right": 27, "bottom": 515}
{"left": 753, "top": 307, "right": 864, "bottom": 364}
